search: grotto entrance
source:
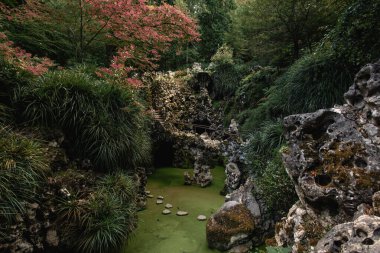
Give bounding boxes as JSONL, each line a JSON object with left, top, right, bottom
{"left": 192, "top": 119, "right": 214, "bottom": 135}
{"left": 152, "top": 138, "right": 175, "bottom": 167}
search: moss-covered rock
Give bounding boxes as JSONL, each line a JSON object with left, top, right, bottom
{"left": 206, "top": 201, "right": 255, "bottom": 251}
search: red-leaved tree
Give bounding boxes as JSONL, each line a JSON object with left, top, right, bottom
{"left": 2, "top": 0, "right": 200, "bottom": 86}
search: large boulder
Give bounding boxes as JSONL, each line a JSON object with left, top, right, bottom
{"left": 282, "top": 61, "right": 380, "bottom": 216}
{"left": 208, "top": 178, "right": 273, "bottom": 251}
{"left": 206, "top": 201, "right": 255, "bottom": 251}
{"left": 277, "top": 61, "right": 380, "bottom": 252}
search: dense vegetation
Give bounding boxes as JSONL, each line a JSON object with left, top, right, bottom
{"left": 208, "top": 0, "right": 380, "bottom": 216}
{"left": 0, "top": 0, "right": 379, "bottom": 251}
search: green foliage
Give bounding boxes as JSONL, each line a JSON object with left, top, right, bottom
{"left": 210, "top": 63, "right": 242, "bottom": 99}
{"left": 255, "top": 152, "right": 297, "bottom": 216}
{"left": 210, "top": 44, "right": 233, "bottom": 65}
{"left": 209, "top": 46, "right": 249, "bottom": 99}
{"left": 226, "top": 0, "right": 351, "bottom": 65}
{"left": 245, "top": 120, "right": 285, "bottom": 174}
{"left": 59, "top": 172, "right": 137, "bottom": 253}
{"left": 331, "top": 0, "right": 380, "bottom": 67}
{"left": 16, "top": 69, "right": 151, "bottom": 171}
{"left": 236, "top": 66, "right": 277, "bottom": 110}
{"left": 197, "top": 0, "right": 235, "bottom": 60}
{"left": 269, "top": 49, "right": 353, "bottom": 114}
{"left": 0, "top": 127, "right": 48, "bottom": 232}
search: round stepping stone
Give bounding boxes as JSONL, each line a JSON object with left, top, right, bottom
{"left": 157, "top": 196, "right": 164, "bottom": 200}
{"left": 197, "top": 215, "right": 207, "bottom": 221}
{"left": 165, "top": 204, "right": 173, "bottom": 209}
{"left": 147, "top": 194, "right": 154, "bottom": 198}
{"left": 176, "top": 211, "right": 188, "bottom": 216}
{"left": 162, "top": 209, "right": 171, "bottom": 215}
{"left": 156, "top": 200, "right": 163, "bottom": 204}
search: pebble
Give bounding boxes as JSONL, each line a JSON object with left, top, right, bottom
{"left": 165, "top": 204, "right": 173, "bottom": 209}
{"left": 145, "top": 190, "right": 151, "bottom": 194}
{"left": 162, "top": 209, "right": 171, "bottom": 215}
{"left": 156, "top": 200, "right": 163, "bottom": 204}
{"left": 197, "top": 215, "right": 207, "bottom": 221}
{"left": 147, "top": 194, "right": 154, "bottom": 198}
{"left": 157, "top": 196, "right": 164, "bottom": 200}
{"left": 176, "top": 211, "right": 188, "bottom": 216}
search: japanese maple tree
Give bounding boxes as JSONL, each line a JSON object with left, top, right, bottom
{"left": 2, "top": 0, "right": 199, "bottom": 84}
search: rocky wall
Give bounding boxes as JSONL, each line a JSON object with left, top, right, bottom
{"left": 276, "top": 60, "right": 380, "bottom": 252}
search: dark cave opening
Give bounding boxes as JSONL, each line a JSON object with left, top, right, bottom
{"left": 153, "top": 138, "right": 175, "bottom": 167}
{"left": 193, "top": 119, "right": 213, "bottom": 135}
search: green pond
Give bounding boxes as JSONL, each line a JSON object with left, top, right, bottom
{"left": 122, "top": 166, "right": 225, "bottom": 253}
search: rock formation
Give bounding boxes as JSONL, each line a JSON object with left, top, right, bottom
{"left": 207, "top": 201, "right": 255, "bottom": 251}
{"left": 146, "top": 67, "right": 224, "bottom": 186}
{"left": 207, "top": 178, "right": 273, "bottom": 252}
{"left": 276, "top": 61, "right": 380, "bottom": 252}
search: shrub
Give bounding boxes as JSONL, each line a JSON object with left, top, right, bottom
{"left": 235, "top": 66, "right": 277, "bottom": 110}
{"left": 210, "top": 63, "right": 242, "bottom": 99}
{"left": 208, "top": 45, "right": 247, "bottom": 99}
{"left": 331, "top": 0, "right": 380, "bottom": 67}
{"left": 59, "top": 172, "right": 137, "bottom": 253}
{"left": 16, "top": 69, "right": 151, "bottom": 171}
{"left": 255, "top": 152, "right": 297, "bottom": 216}
{"left": 0, "top": 127, "right": 48, "bottom": 236}
{"left": 245, "top": 120, "right": 285, "bottom": 175}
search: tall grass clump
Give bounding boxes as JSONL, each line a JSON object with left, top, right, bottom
{"left": 16, "top": 69, "right": 151, "bottom": 171}
{"left": 0, "top": 127, "right": 48, "bottom": 237}
{"left": 245, "top": 120, "right": 285, "bottom": 175}
{"left": 244, "top": 121, "right": 297, "bottom": 216}
{"left": 58, "top": 172, "right": 137, "bottom": 253}
{"left": 270, "top": 49, "right": 353, "bottom": 115}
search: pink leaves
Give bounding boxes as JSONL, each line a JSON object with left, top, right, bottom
{"left": 85, "top": 0, "right": 199, "bottom": 70}
{"left": 0, "top": 32, "right": 54, "bottom": 76}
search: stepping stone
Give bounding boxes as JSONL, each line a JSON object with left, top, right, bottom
{"left": 145, "top": 190, "right": 151, "bottom": 194}
{"left": 156, "top": 200, "right": 163, "bottom": 204}
{"left": 197, "top": 215, "right": 207, "bottom": 221}
{"left": 165, "top": 203, "right": 173, "bottom": 209}
{"left": 147, "top": 194, "right": 154, "bottom": 198}
{"left": 157, "top": 196, "right": 164, "bottom": 200}
{"left": 176, "top": 211, "right": 188, "bottom": 216}
{"left": 162, "top": 209, "right": 171, "bottom": 215}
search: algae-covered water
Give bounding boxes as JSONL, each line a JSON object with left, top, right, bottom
{"left": 122, "top": 167, "right": 225, "bottom": 253}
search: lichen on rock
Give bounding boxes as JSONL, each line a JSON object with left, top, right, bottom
{"left": 276, "top": 60, "right": 380, "bottom": 252}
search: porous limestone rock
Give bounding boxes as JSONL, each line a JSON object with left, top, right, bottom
{"left": 193, "top": 151, "right": 213, "bottom": 187}
{"left": 228, "top": 178, "right": 273, "bottom": 245}
{"left": 225, "top": 163, "right": 241, "bottom": 192}
{"left": 277, "top": 61, "right": 380, "bottom": 252}
{"left": 184, "top": 171, "right": 193, "bottom": 185}
{"left": 206, "top": 201, "right": 255, "bottom": 251}
{"left": 282, "top": 61, "right": 380, "bottom": 217}
{"left": 315, "top": 215, "right": 380, "bottom": 253}
{"left": 146, "top": 71, "right": 223, "bottom": 182}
